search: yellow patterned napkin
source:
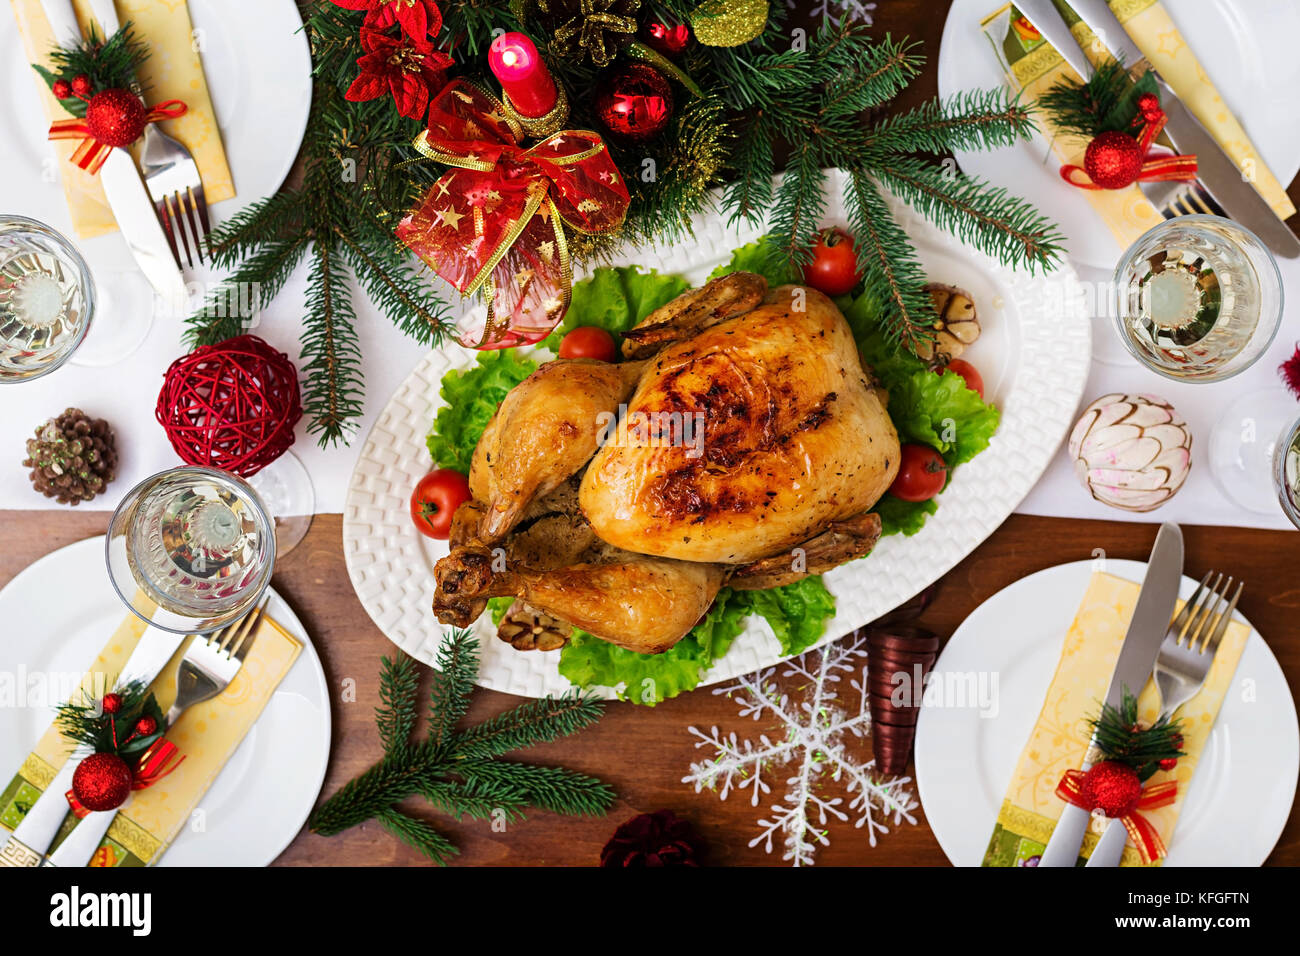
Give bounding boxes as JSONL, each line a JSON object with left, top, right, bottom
{"left": 0, "top": 607, "right": 301, "bottom": 866}
{"left": 981, "top": 0, "right": 1295, "bottom": 251}
{"left": 9, "top": 0, "right": 235, "bottom": 239}
{"left": 984, "top": 571, "right": 1249, "bottom": 866}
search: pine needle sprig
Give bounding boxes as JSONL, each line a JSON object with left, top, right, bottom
{"left": 1036, "top": 55, "right": 1159, "bottom": 139}
{"left": 34, "top": 23, "right": 148, "bottom": 118}
{"left": 308, "top": 630, "right": 613, "bottom": 863}
{"left": 1089, "top": 689, "right": 1185, "bottom": 782}
{"left": 864, "top": 89, "right": 1037, "bottom": 156}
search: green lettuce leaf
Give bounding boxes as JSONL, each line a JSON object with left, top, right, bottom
{"left": 539, "top": 265, "right": 688, "bottom": 351}
{"left": 426, "top": 350, "right": 537, "bottom": 473}
{"left": 735, "top": 576, "right": 837, "bottom": 657}
{"left": 871, "top": 494, "right": 939, "bottom": 538}
{"left": 887, "top": 367, "right": 1001, "bottom": 467}
{"left": 708, "top": 237, "right": 799, "bottom": 287}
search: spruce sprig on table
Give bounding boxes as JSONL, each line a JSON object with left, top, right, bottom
{"left": 308, "top": 628, "right": 613, "bottom": 863}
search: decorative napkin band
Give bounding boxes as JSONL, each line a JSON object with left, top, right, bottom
{"left": 9, "top": 0, "right": 235, "bottom": 239}
{"left": 0, "top": 606, "right": 301, "bottom": 866}
{"left": 983, "top": 571, "right": 1249, "bottom": 866}
{"left": 980, "top": 0, "right": 1295, "bottom": 251}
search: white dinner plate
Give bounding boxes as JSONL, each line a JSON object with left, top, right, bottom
{"left": 914, "top": 558, "right": 1299, "bottom": 866}
{"left": 0, "top": 0, "right": 313, "bottom": 285}
{"left": 343, "top": 169, "right": 1092, "bottom": 698}
{"left": 937, "top": 0, "right": 1300, "bottom": 269}
{"left": 0, "top": 536, "right": 331, "bottom": 866}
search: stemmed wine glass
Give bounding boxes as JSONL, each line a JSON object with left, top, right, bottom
{"left": 106, "top": 466, "right": 277, "bottom": 634}
{"left": 0, "top": 214, "right": 93, "bottom": 382}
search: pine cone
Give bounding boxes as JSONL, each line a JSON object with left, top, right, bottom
{"left": 600, "top": 810, "right": 703, "bottom": 866}
{"left": 525, "top": 0, "right": 640, "bottom": 67}
{"left": 23, "top": 408, "right": 118, "bottom": 505}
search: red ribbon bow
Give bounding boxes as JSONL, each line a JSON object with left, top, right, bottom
{"left": 1055, "top": 768, "right": 1178, "bottom": 864}
{"left": 48, "top": 99, "right": 187, "bottom": 175}
{"left": 64, "top": 739, "right": 186, "bottom": 819}
{"left": 1060, "top": 92, "right": 1198, "bottom": 190}
{"left": 396, "top": 80, "right": 630, "bottom": 349}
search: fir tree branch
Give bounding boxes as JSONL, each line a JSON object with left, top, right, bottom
{"left": 873, "top": 157, "right": 1063, "bottom": 274}
{"left": 301, "top": 238, "right": 364, "bottom": 446}
{"left": 451, "top": 693, "right": 607, "bottom": 760}
{"left": 184, "top": 237, "right": 311, "bottom": 346}
{"left": 376, "top": 654, "right": 421, "bottom": 758}
{"left": 375, "top": 806, "right": 459, "bottom": 864}
{"left": 418, "top": 781, "right": 525, "bottom": 822}
{"left": 865, "top": 89, "right": 1037, "bottom": 156}
{"left": 427, "top": 630, "right": 478, "bottom": 748}
{"left": 458, "top": 760, "right": 615, "bottom": 817}
{"left": 764, "top": 142, "right": 827, "bottom": 270}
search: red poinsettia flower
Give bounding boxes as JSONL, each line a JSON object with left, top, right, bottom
{"left": 329, "top": 0, "right": 443, "bottom": 41}
{"left": 346, "top": 28, "right": 453, "bottom": 120}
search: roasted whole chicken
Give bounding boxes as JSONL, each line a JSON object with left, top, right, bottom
{"left": 434, "top": 273, "right": 901, "bottom": 654}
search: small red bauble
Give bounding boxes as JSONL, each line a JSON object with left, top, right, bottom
{"left": 594, "top": 63, "right": 674, "bottom": 143}
{"left": 156, "top": 335, "right": 303, "bottom": 478}
{"left": 134, "top": 715, "right": 158, "bottom": 736}
{"left": 101, "top": 692, "right": 123, "bottom": 715}
{"left": 85, "top": 88, "right": 149, "bottom": 148}
{"left": 52, "top": 79, "right": 72, "bottom": 100}
{"left": 641, "top": 21, "right": 691, "bottom": 57}
{"left": 1158, "top": 757, "right": 1178, "bottom": 771}
{"left": 72, "top": 752, "right": 133, "bottom": 812}
{"left": 1083, "top": 130, "right": 1144, "bottom": 190}
{"left": 1079, "top": 760, "right": 1143, "bottom": 817}
{"left": 70, "top": 74, "right": 93, "bottom": 98}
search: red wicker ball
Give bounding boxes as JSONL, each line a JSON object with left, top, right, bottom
{"left": 156, "top": 335, "right": 302, "bottom": 478}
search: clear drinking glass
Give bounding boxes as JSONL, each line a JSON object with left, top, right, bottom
{"left": 106, "top": 466, "right": 277, "bottom": 635}
{"left": 1113, "top": 215, "right": 1282, "bottom": 382}
{"left": 0, "top": 214, "right": 94, "bottom": 382}
{"left": 1275, "top": 415, "right": 1300, "bottom": 529}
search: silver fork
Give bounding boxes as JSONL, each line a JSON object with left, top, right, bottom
{"left": 87, "top": 0, "right": 210, "bottom": 270}
{"left": 1086, "top": 570, "right": 1243, "bottom": 867}
{"left": 166, "top": 601, "right": 268, "bottom": 725}
{"left": 1149, "top": 179, "right": 1227, "bottom": 220}
{"left": 42, "top": 602, "right": 268, "bottom": 867}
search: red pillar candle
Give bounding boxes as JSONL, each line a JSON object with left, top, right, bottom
{"left": 488, "top": 32, "right": 558, "bottom": 118}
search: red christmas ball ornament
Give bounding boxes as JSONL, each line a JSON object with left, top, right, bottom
{"left": 156, "top": 335, "right": 303, "bottom": 478}
{"left": 101, "top": 692, "right": 123, "bottom": 715}
{"left": 641, "top": 20, "right": 691, "bottom": 57}
{"left": 1079, "top": 760, "right": 1143, "bottom": 817}
{"left": 52, "top": 79, "right": 72, "bottom": 100}
{"left": 594, "top": 62, "right": 674, "bottom": 143}
{"left": 72, "top": 752, "right": 133, "bottom": 812}
{"left": 70, "top": 74, "right": 93, "bottom": 98}
{"left": 1134, "top": 92, "right": 1162, "bottom": 125}
{"left": 85, "top": 88, "right": 149, "bottom": 148}
{"left": 1158, "top": 757, "right": 1178, "bottom": 771}
{"left": 1083, "top": 130, "right": 1144, "bottom": 190}
{"left": 134, "top": 715, "right": 158, "bottom": 736}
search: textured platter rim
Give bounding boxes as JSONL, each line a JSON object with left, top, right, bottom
{"left": 343, "top": 169, "right": 1092, "bottom": 699}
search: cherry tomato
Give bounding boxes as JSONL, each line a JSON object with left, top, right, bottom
{"left": 558, "top": 326, "right": 617, "bottom": 362}
{"left": 801, "top": 227, "right": 860, "bottom": 297}
{"left": 944, "top": 358, "right": 985, "bottom": 399}
{"left": 889, "top": 443, "right": 948, "bottom": 503}
{"left": 410, "top": 469, "right": 471, "bottom": 540}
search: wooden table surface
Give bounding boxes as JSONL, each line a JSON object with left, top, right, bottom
{"left": 4, "top": 0, "right": 1300, "bottom": 867}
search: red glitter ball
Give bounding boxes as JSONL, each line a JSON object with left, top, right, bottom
{"left": 135, "top": 715, "right": 158, "bottom": 736}
{"left": 1158, "top": 757, "right": 1178, "bottom": 771}
{"left": 101, "top": 692, "right": 122, "bottom": 714}
{"left": 70, "top": 74, "right": 93, "bottom": 97}
{"left": 156, "top": 335, "right": 303, "bottom": 478}
{"left": 72, "top": 752, "right": 132, "bottom": 812}
{"left": 52, "top": 79, "right": 72, "bottom": 99}
{"left": 85, "top": 88, "right": 148, "bottom": 148}
{"left": 1079, "top": 760, "right": 1142, "bottom": 817}
{"left": 1084, "top": 130, "right": 1144, "bottom": 190}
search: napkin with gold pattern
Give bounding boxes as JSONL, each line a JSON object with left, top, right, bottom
{"left": 0, "top": 609, "right": 300, "bottom": 866}
{"left": 983, "top": 571, "right": 1249, "bottom": 866}
{"left": 9, "top": 0, "right": 235, "bottom": 239}
{"left": 981, "top": 0, "right": 1295, "bottom": 251}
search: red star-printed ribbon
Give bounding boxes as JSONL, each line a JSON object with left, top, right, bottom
{"left": 396, "top": 80, "right": 630, "bottom": 349}
{"left": 48, "top": 99, "right": 187, "bottom": 176}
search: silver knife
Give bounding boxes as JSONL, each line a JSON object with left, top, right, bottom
{"left": 1068, "top": 0, "right": 1300, "bottom": 258}
{"left": 0, "top": 624, "right": 186, "bottom": 867}
{"left": 37, "top": 0, "right": 190, "bottom": 303}
{"left": 1037, "top": 522, "right": 1184, "bottom": 867}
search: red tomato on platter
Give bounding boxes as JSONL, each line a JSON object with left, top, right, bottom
{"left": 411, "top": 469, "right": 471, "bottom": 540}
{"left": 944, "top": 358, "right": 985, "bottom": 399}
{"left": 801, "top": 227, "right": 860, "bottom": 296}
{"left": 558, "top": 326, "right": 617, "bottom": 362}
{"left": 888, "top": 443, "right": 948, "bottom": 503}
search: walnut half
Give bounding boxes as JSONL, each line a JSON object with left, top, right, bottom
{"left": 497, "top": 600, "right": 573, "bottom": 651}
